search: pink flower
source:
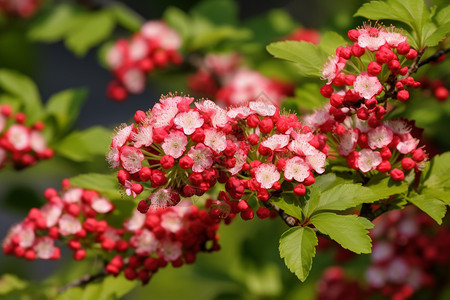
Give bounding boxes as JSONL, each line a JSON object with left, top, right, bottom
{"left": 249, "top": 99, "right": 277, "bottom": 117}
{"left": 228, "top": 149, "right": 247, "bottom": 175}
{"left": 337, "top": 129, "right": 358, "bottom": 156}
{"left": 6, "top": 124, "right": 30, "bottom": 151}
{"left": 358, "top": 149, "right": 382, "bottom": 172}
{"left": 188, "top": 143, "right": 213, "bottom": 172}
{"left": 112, "top": 124, "right": 133, "bottom": 148}
{"left": 368, "top": 126, "right": 394, "bottom": 149}
{"left": 41, "top": 204, "right": 62, "bottom": 227}
{"left": 129, "top": 36, "right": 148, "bottom": 61}
{"left": 131, "top": 229, "right": 158, "bottom": 255}
{"left": 162, "top": 130, "right": 188, "bottom": 159}
{"left": 149, "top": 188, "right": 174, "bottom": 209}
{"left": 91, "top": 196, "right": 114, "bottom": 213}
{"left": 353, "top": 72, "right": 383, "bottom": 99}
{"left": 33, "top": 237, "right": 56, "bottom": 259}
{"left": 160, "top": 210, "right": 183, "bottom": 233}
{"left": 141, "top": 21, "right": 182, "bottom": 50}
{"left": 152, "top": 102, "right": 179, "bottom": 128}
{"left": 227, "top": 106, "right": 252, "bottom": 119}
{"left": 384, "top": 119, "right": 411, "bottom": 134}
{"left": 132, "top": 125, "right": 153, "bottom": 148}
{"left": 106, "top": 42, "right": 125, "bottom": 69}
{"left": 195, "top": 100, "right": 228, "bottom": 128}
{"left": 160, "top": 239, "right": 182, "bottom": 261}
{"left": 62, "top": 188, "right": 83, "bottom": 204}
{"left": 30, "top": 131, "right": 47, "bottom": 153}
{"left": 358, "top": 32, "right": 385, "bottom": 51}
{"left": 379, "top": 28, "right": 407, "bottom": 47}
{"left": 122, "top": 68, "right": 146, "bottom": 94}
{"left": 261, "top": 134, "right": 290, "bottom": 151}
{"left": 306, "top": 149, "right": 327, "bottom": 174}
{"left": 106, "top": 147, "right": 120, "bottom": 168}
{"left": 120, "top": 146, "right": 145, "bottom": 174}
{"left": 58, "top": 214, "right": 82, "bottom": 236}
{"left": 255, "top": 163, "right": 280, "bottom": 189}
{"left": 174, "top": 110, "right": 204, "bottom": 135}
{"left": 396, "top": 133, "right": 419, "bottom": 154}
{"left": 321, "top": 56, "right": 345, "bottom": 84}
{"left": 288, "top": 133, "right": 316, "bottom": 156}
{"left": 204, "top": 128, "right": 227, "bottom": 153}
{"left": 284, "top": 157, "right": 310, "bottom": 182}
{"left": 124, "top": 210, "right": 146, "bottom": 232}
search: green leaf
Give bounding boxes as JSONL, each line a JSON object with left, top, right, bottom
{"left": 0, "top": 69, "right": 43, "bottom": 123}
{"left": 310, "top": 213, "right": 372, "bottom": 254}
{"left": 69, "top": 173, "right": 122, "bottom": 200}
{"left": 436, "top": 4, "right": 450, "bottom": 25}
{"left": 65, "top": 10, "right": 115, "bottom": 56}
{"left": 45, "top": 88, "right": 87, "bottom": 138}
{"left": 245, "top": 9, "right": 298, "bottom": 44}
{"left": 314, "top": 173, "right": 352, "bottom": 192}
{"left": 28, "top": 4, "right": 81, "bottom": 42}
{"left": 362, "top": 174, "right": 409, "bottom": 202}
{"left": 272, "top": 193, "right": 303, "bottom": 221}
{"left": 408, "top": 194, "right": 447, "bottom": 224}
{"left": 319, "top": 31, "right": 347, "bottom": 55}
{"left": 163, "top": 7, "right": 192, "bottom": 41}
{"left": 313, "top": 184, "right": 373, "bottom": 213}
{"left": 108, "top": 3, "right": 143, "bottom": 32}
{"left": 189, "top": 24, "right": 251, "bottom": 50}
{"left": 421, "top": 188, "right": 450, "bottom": 205}
{"left": 266, "top": 41, "right": 325, "bottom": 77}
{"left": 53, "top": 126, "right": 111, "bottom": 162}
{"left": 298, "top": 185, "right": 322, "bottom": 219}
{"left": 421, "top": 152, "right": 450, "bottom": 190}
{"left": 56, "top": 274, "right": 137, "bottom": 300}
{"left": 191, "top": 0, "right": 238, "bottom": 26}
{"left": 423, "top": 21, "right": 450, "bottom": 47}
{"left": 279, "top": 226, "right": 317, "bottom": 282}
{"left": 293, "top": 83, "right": 327, "bottom": 110}
{"left": 0, "top": 274, "right": 27, "bottom": 294}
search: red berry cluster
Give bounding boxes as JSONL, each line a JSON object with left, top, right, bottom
{"left": 316, "top": 266, "right": 369, "bottom": 300}
{"left": 2, "top": 179, "right": 223, "bottom": 285}
{"left": 303, "top": 107, "right": 427, "bottom": 181}
{"left": 0, "top": 104, "right": 53, "bottom": 169}
{"left": 315, "top": 207, "right": 450, "bottom": 300}
{"left": 105, "top": 21, "right": 183, "bottom": 102}
{"left": 0, "top": 0, "right": 40, "bottom": 18}
{"left": 107, "top": 95, "right": 328, "bottom": 220}
{"left": 320, "top": 24, "right": 421, "bottom": 123}
{"left": 419, "top": 77, "right": 449, "bottom": 102}
{"left": 188, "top": 52, "right": 293, "bottom": 107}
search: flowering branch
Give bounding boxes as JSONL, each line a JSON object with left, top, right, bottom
{"left": 58, "top": 269, "right": 108, "bottom": 294}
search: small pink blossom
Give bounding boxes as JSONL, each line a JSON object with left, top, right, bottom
{"left": 255, "top": 163, "right": 280, "bottom": 189}
{"left": 132, "top": 125, "right": 153, "bottom": 148}
{"left": 358, "top": 32, "right": 386, "bottom": 51}
{"left": 228, "top": 149, "right": 247, "bottom": 175}
{"left": 358, "top": 149, "right": 382, "bottom": 172}
{"left": 58, "top": 214, "right": 82, "bottom": 236}
{"left": 30, "top": 131, "right": 47, "bottom": 153}
{"left": 124, "top": 210, "right": 146, "bottom": 232}
{"left": 106, "top": 147, "right": 120, "bottom": 168}
{"left": 106, "top": 43, "right": 124, "bottom": 69}
{"left": 131, "top": 229, "right": 158, "bottom": 255}
{"left": 149, "top": 188, "right": 174, "bottom": 209}
{"left": 227, "top": 106, "right": 252, "bottom": 119}
{"left": 120, "top": 146, "right": 145, "bottom": 174}
{"left": 385, "top": 119, "right": 411, "bottom": 134}
{"left": 284, "top": 157, "right": 310, "bottom": 182}
{"left": 261, "top": 134, "right": 290, "bottom": 151}
{"left": 160, "top": 239, "right": 182, "bottom": 261}
{"left": 41, "top": 204, "right": 62, "bottom": 227}
{"left": 112, "top": 124, "right": 133, "bottom": 148}
{"left": 379, "top": 28, "right": 407, "bottom": 47}
{"left": 337, "top": 129, "right": 358, "bottom": 156}
{"left": 306, "top": 149, "right": 327, "bottom": 174}
{"left": 353, "top": 72, "right": 383, "bottom": 99}
{"left": 162, "top": 130, "right": 188, "bottom": 159}
{"left": 160, "top": 210, "right": 183, "bottom": 233}
{"left": 204, "top": 128, "right": 227, "bottom": 153}
{"left": 129, "top": 36, "right": 148, "bottom": 61}
{"left": 188, "top": 143, "right": 214, "bottom": 172}
{"left": 91, "top": 196, "right": 114, "bottom": 213}
{"left": 62, "top": 188, "right": 83, "bottom": 204}
{"left": 6, "top": 124, "right": 30, "bottom": 151}
{"left": 396, "top": 133, "right": 419, "bottom": 154}
{"left": 33, "top": 237, "right": 56, "bottom": 259}
{"left": 174, "top": 110, "right": 204, "bottom": 135}
{"left": 249, "top": 100, "right": 277, "bottom": 116}
{"left": 122, "top": 68, "right": 146, "bottom": 94}
{"left": 368, "top": 126, "right": 394, "bottom": 149}
{"left": 321, "top": 56, "right": 345, "bottom": 84}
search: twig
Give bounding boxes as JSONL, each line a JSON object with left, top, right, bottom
{"left": 417, "top": 47, "right": 450, "bottom": 68}
{"left": 405, "top": 47, "right": 427, "bottom": 77}
{"left": 58, "top": 269, "right": 108, "bottom": 294}
{"left": 263, "top": 200, "right": 301, "bottom": 227}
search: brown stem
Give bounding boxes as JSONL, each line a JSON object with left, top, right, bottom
{"left": 58, "top": 269, "right": 108, "bottom": 294}
{"left": 417, "top": 47, "right": 450, "bottom": 68}
{"left": 405, "top": 47, "right": 427, "bottom": 77}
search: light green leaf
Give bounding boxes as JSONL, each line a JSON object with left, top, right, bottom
{"left": 53, "top": 126, "right": 111, "bottom": 162}
{"left": 436, "top": 4, "right": 450, "bottom": 25}
{"left": 69, "top": 173, "right": 122, "bottom": 200}
{"left": 272, "top": 193, "right": 303, "bottom": 221}
{"left": 298, "top": 185, "right": 322, "bottom": 219}
{"left": 56, "top": 274, "right": 137, "bottom": 300}
{"left": 314, "top": 173, "right": 352, "bottom": 192}
{"left": 163, "top": 7, "right": 192, "bottom": 41}
{"left": 293, "top": 83, "right": 328, "bottom": 110}
{"left": 266, "top": 41, "right": 325, "bottom": 77}
{"left": 0, "top": 69, "right": 43, "bottom": 123}
{"left": 319, "top": 31, "right": 347, "bottom": 55}
{"left": 313, "top": 184, "right": 373, "bottom": 213}
{"left": 421, "top": 188, "right": 450, "bottom": 205}
{"left": 108, "top": 3, "right": 143, "bottom": 32}
{"left": 45, "top": 88, "right": 87, "bottom": 137}
{"left": 28, "top": 4, "right": 81, "bottom": 42}
{"left": 362, "top": 175, "right": 409, "bottom": 202}
{"left": 189, "top": 24, "right": 251, "bottom": 50}
{"left": 408, "top": 194, "right": 447, "bottom": 224}
{"left": 279, "top": 226, "right": 317, "bottom": 282}
{"left": 311, "top": 213, "right": 372, "bottom": 254}
{"left": 65, "top": 10, "right": 115, "bottom": 56}
{"left": 0, "top": 274, "right": 27, "bottom": 294}
{"left": 423, "top": 21, "right": 450, "bottom": 47}
{"left": 421, "top": 152, "right": 450, "bottom": 190}
{"left": 245, "top": 9, "right": 298, "bottom": 44}
{"left": 191, "top": 0, "right": 238, "bottom": 26}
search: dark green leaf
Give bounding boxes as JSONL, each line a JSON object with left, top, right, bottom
{"left": 45, "top": 88, "right": 87, "bottom": 137}
{"left": 423, "top": 21, "right": 450, "bottom": 47}
{"left": 191, "top": 0, "right": 238, "bottom": 26}
{"left": 279, "top": 226, "right": 317, "bottom": 282}
{"left": 0, "top": 69, "right": 43, "bottom": 123}
{"left": 245, "top": 9, "right": 298, "bottom": 44}
{"left": 362, "top": 174, "right": 409, "bottom": 202}
{"left": 310, "top": 213, "right": 372, "bottom": 254}
{"left": 408, "top": 193, "right": 447, "bottom": 224}
{"left": 436, "top": 4, "right": 450, "bottom": 25}
{"left": 266, "top": 41, "right": 325, "bottom": 77}
{"left": 65, "top": 10, "right": 115, "bottom": 56}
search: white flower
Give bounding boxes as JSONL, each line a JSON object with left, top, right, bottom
{"left": 34, "top": 237, "right": 55, "bottom": 259}
{"left": 306, "top": 149, "right": 327, "bottom": 174}
{"left": 91, "top": 196, "right": 114, "bottom": 214}
{"left": 284, "top": 157, "right": 310, "bottom": 182}
{"left": 30, "top": 131, "right": 47, "bottom": 153}
{"left": 124, "top": 210, "right": 146, "bottom": 232}
{"left": 106, "top": 147, "right": 120, "bottom": 168}
{"left": 160, "top": 210, "right": 183, "bottom": 233}
{"left": 160, "top": 239, "right": 182, "bottom": 262}
{"left": 321, "top": 55, "right": 340, "bottom": 84}
{"left": 123, "top": 68, "right": 146, "bottom": 94}
{"left": 112, "top": 124, "right": 133, "bottom": 148}
{"left": 41, "top": 204, "right": 62, "bottom": 227}
{"left": 174, "top": 110, "right": 204, "bottom": 135}
{"left": 255, "top": 163, "right": 280, "bottom": 189}
{"left": 132, "top": 125, "right": 153, "bottom": 148}
{"left": 337, "top": 129, "right": 358, "bottom": 156}
{"left": 162, "top": 130, "right": 188, "bottom": 159}
{"left": 379, "top": 28, "right": 407, "bottom": 47}
{"left": 62, "top": 188, "right": 83, "bottom": 204}
{"left": 396, "top": 133, "right": 419, "bottom": 154}
{"left": 358, "top": 32, "right": 386, "bottom": 51}
{"left": 120, "top": 146, "right": 145, "bottom": 174}
{"left": 249, "top": 100, "right": 276, "bottom": 117}
{"left": 6, "top": 124, "right": 30, "bottom": 151}
{"left": 358, "top": 149, "right": 382, "bottom": 172}
{"left": 129, "top": 36, "right": 148, "bottom": 61}
{"left": 227, "top": 106, "right": 252, "bottom": 119}
{"left": 149, "top": 188, "right": 174, "bottom": 209}
{"left": 204, "top": 128, "right": 227, "bottom": 153}
{"left": 228, "top": 149, "right": 247, "bottom": 175}
{"left": 131, "top": 229, "right": 158, "bottom": 255}
{"left": 261, "top": 134, "right": 290, "bottom": 151}
{"left": 384, "top": 119, "right": 411, "bottom": 134}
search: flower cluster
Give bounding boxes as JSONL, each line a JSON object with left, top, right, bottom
{"left": 105, "top": 21, "right": 183, "bottom": 101}
{"left": 303, "top": 106, "right": 427, "bottom": 181}
{"left": 0, "top": 0, "right": 40, "bottom": 18}
{"left": 107, "top": 95, "right": 328, "bottom": 220}
{"left": 188, "top": 52, "right": 293, "bottom": 107}
{"left": 320, "top": 23, "right": 421, "bottom": 123}
{"left": 315, "top": 207, "right": 450, "bottom": 300}
{"left": 0, "top": 104, "right": 53, "bottom": 169}
{"left": 2, "top": 179, "right": 222, "bottom": 285}
{"left": 316, "top": 266, "right": 369, "bottom": 300}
